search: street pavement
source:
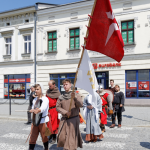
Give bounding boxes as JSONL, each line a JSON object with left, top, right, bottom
{"left": 0, "top": 107, "right": 150, "bottom": 150}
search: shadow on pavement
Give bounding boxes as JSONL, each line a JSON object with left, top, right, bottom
{"left": 49, "top": 144, "right": 63, "bottom": 150}
{"left": 123, "top": 115, "right": 150, "bottom": 122}
{"left": 140, "top": 142, "right": 150, "bottom": 149}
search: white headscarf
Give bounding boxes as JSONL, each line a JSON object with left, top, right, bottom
{"left": 36, "top": 83, "right": 44, "bottom": 95}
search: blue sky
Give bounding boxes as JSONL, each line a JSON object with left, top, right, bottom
{"left": 0, "top": 0, "right": 83, "bottom": 13}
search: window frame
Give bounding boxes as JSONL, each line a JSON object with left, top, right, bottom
{"left": 69, "top": 28, "right": 80, "bottom": 50}
{"left": 121, "top": 20, "right": 134, "bottom": 45}
{"left": 5, "top": 37, "right": 12, "bottom": 55}
{"left": 47, "top": 31, "right": 57, "bottom": 52}
{"left": 24, "top": 35, "right": 31, "bottom": 54}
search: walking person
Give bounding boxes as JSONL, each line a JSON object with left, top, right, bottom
{"left": 25, "top": 86, "right": 36, "bottom": 124}
{"left": 83, "top": 93, "right": 104, "bottom": 142}
{"left": 98, "top": 84, "right": 113, "bottom": 132}
{"left": 56, "top": 79, "right": 83, "bottom": 150}
{"left": 29, "top": 83, "right": 49, "bottom": 150}
{"left": 46, "top": 80, "right": 61, "bottom": 144}
{"left": 110, "top": 85, "right": 125, "bottom": 128}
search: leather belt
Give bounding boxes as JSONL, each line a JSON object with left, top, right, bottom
{"left": 49, "top": 106, "right": 56, "bottom": 110}
{"left": 64, "top": 115, "right": 78, "bottom": 120}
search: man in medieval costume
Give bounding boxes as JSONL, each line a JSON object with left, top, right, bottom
{"left": 56, "top": 79, "right": 83, "bottom": 150}
{"left": 46, "top": 80, "right": 61, "bottom": 144}
{"left": 83, "top": 92, "right": 104, "bottom": 142}
{"left": 110, "top": 85, "right": 125, "bottom": 128}
{"left": 98, "top": 84, "right": 113, "bottom": 132}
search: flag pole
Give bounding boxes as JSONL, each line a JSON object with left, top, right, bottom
{"left": 69, "top": 0, "right": 98, "bottom": 113}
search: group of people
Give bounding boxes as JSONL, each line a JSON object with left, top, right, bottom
{"left": 26, "top": 78, "right": 125, "bottom": 150}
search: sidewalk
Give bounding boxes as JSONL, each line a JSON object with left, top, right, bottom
{"left": 0, "top": 103, "right": 150, "bottom": 127}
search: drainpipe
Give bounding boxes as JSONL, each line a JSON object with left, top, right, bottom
{"left": 34, "top": 5, "right": 37, "bottom": 84}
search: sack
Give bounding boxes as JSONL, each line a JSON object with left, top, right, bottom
{"left": 45, "top": 126, "right": 51, "bottom": 136}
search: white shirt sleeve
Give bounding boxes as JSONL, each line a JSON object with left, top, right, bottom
{"left": 39, "top": 97, "right": 49, "bottom": 113}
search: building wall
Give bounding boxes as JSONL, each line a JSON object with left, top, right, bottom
{"left": 36, "top": 0, "right": 150, "bottom": 98}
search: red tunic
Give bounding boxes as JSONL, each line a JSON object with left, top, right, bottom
{"left": 46, "top": 95, "right": 60, "bottom": 134}
{"left": 100, "top": 93, "right": 109, "bottom": 124}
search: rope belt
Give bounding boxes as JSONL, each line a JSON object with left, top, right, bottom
{"left": 49, "top": 106, "right": 56, "bottom": 110}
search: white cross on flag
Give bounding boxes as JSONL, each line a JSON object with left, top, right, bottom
{"left": 85, "top": 0, "right": 124, "bottom": 62}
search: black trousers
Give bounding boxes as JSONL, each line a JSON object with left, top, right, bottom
{"left": 27, "top": 105, "right": 32, "bottom": 122}
{"left": 112, "top": 112, "right": 122, "bottom": 125}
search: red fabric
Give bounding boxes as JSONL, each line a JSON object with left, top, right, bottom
{"left": 100, "top": 93, "right": 109, "bottom": 124}
{"left": 46, "top": 95, "right": 60, "bottom": 134}
{"left": 85, "top": 0, "right": 124, "bottom": 62}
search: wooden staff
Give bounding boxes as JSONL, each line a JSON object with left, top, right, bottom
{"left": 69, "top": 0, "right": 98, "bottom": 114}
{"left": 79, "top": 112, "right": 86, "bottom": 124}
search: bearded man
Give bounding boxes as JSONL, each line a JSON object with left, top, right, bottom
{"left": 46, "top": 80, "right": 61, "bottom": 144}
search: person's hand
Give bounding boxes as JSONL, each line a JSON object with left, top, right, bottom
{"left": 29, "top": 109, "right": 34, "bottom": 113}
{"left": 87, "top": 105, "right": 93, "bottom": 110}
{"left": 66, "top": 111, "right": 71, "bottom": 117}
{"left": 120, "top": 104, "right": 123, "bottom": 107}
{"left": 71, "top": 92, "right": 75, "bottom": 99}
{"left": 33, "top": 108, "right": 41, "bottom": 114}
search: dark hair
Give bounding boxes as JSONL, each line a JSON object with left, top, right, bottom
{"left": 50, "top": 80, "right": 55, "bottom": 85}
{"left": 115, "top": 84, "right": 120, "bottom": 88}
{"left": 110, "top": 79, "right": 114, "bottom": 83}
{"left": 62, "top": 79, "right": 71, "bottom": 84}
{"left": 34, "top": 84, "right": 41, "bottom": 89}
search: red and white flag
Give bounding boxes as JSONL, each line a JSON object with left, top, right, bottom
{"left": 85, "top": 0, "right": 124, "bottom": 62}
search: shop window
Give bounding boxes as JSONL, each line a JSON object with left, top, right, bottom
{"left": 4, "top": 75, "right": 8, "bottom": 79}
{"left": 5, "top": 37, "right": 11, "bottom": 55}
{"left": 69, "top": 28, "right": 80, "bottom": 50}
{"left": 126, "top": 71, "right": 136, "bottom": 81}
{"left": 9, "top": 74, "right": 25, "bottom": 79}
{"left": 24, "top": 35, "right": 31, "bottom": 54}
{"left": 121, "top": 21, "right": 134, "bottom": 45}
{"left": 48, "top": 31, "right": 57, "bottom": 52}
{"left": 138, "top": 70, "right": 149, "bottom": 81}
{"left": 9, "top": 83, "right": 25, "bottom": 99}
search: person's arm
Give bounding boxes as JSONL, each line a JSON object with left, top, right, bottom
{"left": 56, "top": 98, "right": 68, "bottom": 115}
{"left": 74, "top": 93, "right": 83, "bottom": 108}
{"left": 83, "top": 97, "right": 87, "bottom": 110}
{"left": 97, "top": 94, "right": 102, "bottom": 112}
{"left": 120, "top": 92, "right": 125, "bottom": 107}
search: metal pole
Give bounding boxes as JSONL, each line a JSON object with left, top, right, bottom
{"left": 9, "top": 97, "right": 11, "bottom": 115}
{"left": 34, "top": 12, "right": 37, "bottom": 84}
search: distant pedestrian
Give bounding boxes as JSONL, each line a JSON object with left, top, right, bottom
{"left": 109, "top": 79, "right": 115, "bottom": 93}
{"left": 110, "top": 85, "right": 125, "bottom": 128}
{"left": 25, "top": 86, "right": 36, "bottom": 124}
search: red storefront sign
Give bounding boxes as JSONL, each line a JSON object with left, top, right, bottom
{"left": 138, "top": 81, "right": 149, "bottom": 90}
{"left": 4, "top": 78, "right": 30, "bottom": 83}
{"left": 126, "top": 82, "right": 137, "bottom": 90}
{"left": 92, "top": 63, "right": 121, "bottom": 69}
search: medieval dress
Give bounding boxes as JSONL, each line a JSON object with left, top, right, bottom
{"left": 83, "top": 93, "right": 104, "bottom": 142}
{"left": 46, "top": 87, "right": 61, "bottom": 134}
{"left": 56, "top": 91, "right": 83, "bottom": 150}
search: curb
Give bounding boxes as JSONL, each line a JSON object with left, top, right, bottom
{"left": 0, "top": 116, "right": 27, "bottom": 121}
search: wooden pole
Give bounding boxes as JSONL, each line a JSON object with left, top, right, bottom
{"left": 69, "top": 0, "right": 98, "bottom": 113}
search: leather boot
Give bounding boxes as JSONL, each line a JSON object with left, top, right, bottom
{"left": 110, "top": 124, "right": 115, "bottom": 128}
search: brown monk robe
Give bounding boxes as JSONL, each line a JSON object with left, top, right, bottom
{"left": 56, "top": 79, "right": 83, "bottom": 150}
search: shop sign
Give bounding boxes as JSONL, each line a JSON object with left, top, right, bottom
{"left": 92, "top": 63, "right": 121, "bottom": 69}
{"left": 126, "top": 82, "right": 137, "bottom": 90}
{"left": 4, "top": 78, "right": 30, "bottom": 83}
{"left": 138, "top": 81, "right": 149, "bottom": 91}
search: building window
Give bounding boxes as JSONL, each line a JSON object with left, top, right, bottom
{"left": 24, "top": 35, "right": 31, "bottom": 53}
{"left": 5, "top": 38, "right": 11, "bottom": 55}
{"left": 121, "top": 21, "right": 134, "bottom": 44}
{"left": 69, "top": 28, "right": 80, "bottom": 50}
{"left": 48, "top": 31, "right": 57, "bottom": 52}
{"left": 126, "top": 70, "right": 150, "bottom": 98}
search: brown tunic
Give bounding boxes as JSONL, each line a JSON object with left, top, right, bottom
{"left": 56, "top": 93, "right": 83, "bottom": 150}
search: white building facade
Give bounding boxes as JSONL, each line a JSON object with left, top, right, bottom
{"left": 36, "top": 0, "right": 150, "bottom": 105}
